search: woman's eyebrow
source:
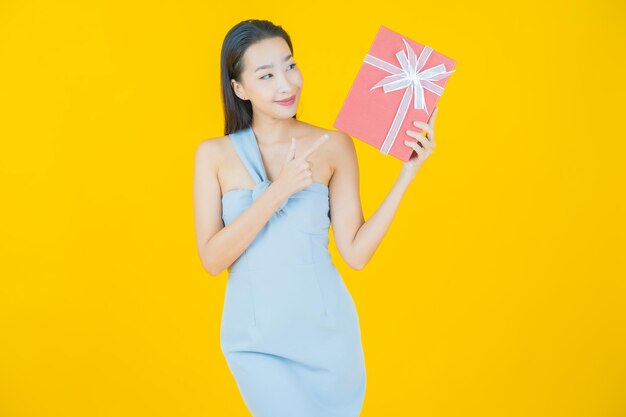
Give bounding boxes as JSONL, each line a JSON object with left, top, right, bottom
{"left": 254, "top": 54, "right": 293, "bottom": 72}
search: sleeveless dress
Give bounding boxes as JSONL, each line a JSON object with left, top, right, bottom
{"left": 219, "top": 126, "right": 367, "bottom": 417}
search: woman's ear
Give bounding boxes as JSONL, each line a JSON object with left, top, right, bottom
{"left": 231, "top": 79, "right": 248, "bottom": 101}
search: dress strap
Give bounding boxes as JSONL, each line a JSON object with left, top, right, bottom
{"left": 228, "top": 127, "right": 266, "bottom": 185}
{"left": 228, "top": 127, "right": 288, "bottom": 215}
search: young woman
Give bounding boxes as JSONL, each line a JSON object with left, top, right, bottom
{"left": 193, "top": 19, "right": 436, "bottom": 417}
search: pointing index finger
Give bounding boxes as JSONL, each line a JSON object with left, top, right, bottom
{"left": 299, "top": 133, "right": 330, "bottom": 160}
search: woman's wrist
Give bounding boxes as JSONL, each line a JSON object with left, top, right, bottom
{"left": 397, "top": 171, "right": 415, "bottom": 188}
{"left": 266, "top": 182, "right": 288, "bottom": 210}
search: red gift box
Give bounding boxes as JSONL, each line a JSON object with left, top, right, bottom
{"left": 333, "top": 25, "right": 456, "bottom": 161}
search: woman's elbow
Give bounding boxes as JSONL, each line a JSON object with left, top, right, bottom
{"left": 347, "top": 257, "right": 365, "bottom": 271}
{"left": 204, "top": 256, "right": 227, "bottom": 276}
{"left": 340, "top": 249, "right": 365, "bottom": 271}
{"left": 203, "top": 263, "right": 218, "bottom": 276}
{"left": 199, "top": 251, "right": 220, "bottom": 276}
{"left": 351, "top": 261, "right": 365, "bottom": 271}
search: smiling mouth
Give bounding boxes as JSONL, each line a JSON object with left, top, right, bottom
{"left": 276, "top": 95, "right": 296, "bottom": 103}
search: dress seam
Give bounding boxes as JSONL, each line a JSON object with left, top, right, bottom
{"left": 243, "top": 249, "right": 257, "bottom": 327}
{"left": 310, "top": 234, "right": 329, "bottom": 317}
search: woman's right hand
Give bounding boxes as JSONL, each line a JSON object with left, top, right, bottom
{"left": 273, "top": 133, "right": 330, "bottom": 199}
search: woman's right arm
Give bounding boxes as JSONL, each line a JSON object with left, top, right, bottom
{"left": 192, "top": 140, "right": 285, "bottom": 276}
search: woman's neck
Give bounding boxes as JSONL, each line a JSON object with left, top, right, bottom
{"left": 251, "top": 117, "right": 300, "bottom": 146}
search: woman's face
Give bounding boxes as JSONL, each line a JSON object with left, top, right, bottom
{"left": 231, "top": 36, "right": 303, "bottom": 119}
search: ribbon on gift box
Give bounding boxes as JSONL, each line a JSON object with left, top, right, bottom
{"left": 364, "top": 38, "right": 455, "bottom": 156}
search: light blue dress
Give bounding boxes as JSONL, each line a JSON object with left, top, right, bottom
{"left": 220, "top": 126, "right": 367, "bottom": 417}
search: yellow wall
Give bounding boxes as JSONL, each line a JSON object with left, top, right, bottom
{"left": 1, "top": 0, "right": 624, "bottom": 416}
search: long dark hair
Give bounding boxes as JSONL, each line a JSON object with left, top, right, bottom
{"left": 220, "top": 19, "right": 297, "bottom": 135}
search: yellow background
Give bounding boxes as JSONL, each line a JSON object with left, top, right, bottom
{"left": 1, "top": 0, "right": 625, "bottom": 416}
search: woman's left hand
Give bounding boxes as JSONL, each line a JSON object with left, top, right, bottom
{"left": 399, "top": 106, "right": 438, "bottom": 183}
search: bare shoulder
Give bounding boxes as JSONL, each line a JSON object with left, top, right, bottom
{"left": 196, "top": 134, "right": 228, "bottom": 153}
{"left": 296, "top": 122, "right": 356, "bottom": 170}
{"left": 326, "top": 129, "right": 355, "bottom": 156}
{"left": 323, "top": 129, "right": 357, "bottom": 172}
{"left": 195, "top": 135, "right": 229, "bottom": 170}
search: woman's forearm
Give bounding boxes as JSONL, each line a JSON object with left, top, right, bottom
{"left": 350, "top": 175, "right": 412, "bottom": 269}
{"left": 202, "top": 185, "right": 285, "bottom": 276}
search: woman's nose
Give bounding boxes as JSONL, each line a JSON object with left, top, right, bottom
{"left": 276, "top": 72, "right": 295, "bottom": 92}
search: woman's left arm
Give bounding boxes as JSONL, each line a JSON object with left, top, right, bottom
{"left": 329, "top": 107, "right": 438, "bottom": 270}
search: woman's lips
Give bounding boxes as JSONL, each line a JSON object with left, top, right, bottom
{"left": 275, "top": 95, "right": 296, "bottom": 106}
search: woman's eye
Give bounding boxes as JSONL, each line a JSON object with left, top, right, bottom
{"left": 260, "top": 63, "right": 297, "bottom": 80}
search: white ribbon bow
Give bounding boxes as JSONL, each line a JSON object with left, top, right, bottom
{"left": 364, "top": 38, "right": 455, "bottom": 155}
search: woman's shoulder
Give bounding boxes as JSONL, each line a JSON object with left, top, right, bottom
{"left": 194, "top": 135, "right": 231, "bottom": 175}
{"left": 295, "top": 121, "right": 356, "bottom": 173}
{"left": 196, "top": 134, "right": 231, "bottom": 154}
{"left": 296, "top": 121, "right": 354, "bottom": 150}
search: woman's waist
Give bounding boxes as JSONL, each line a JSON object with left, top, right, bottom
{"left": 228, "top": 253, "right": 335, "bottom": 277}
